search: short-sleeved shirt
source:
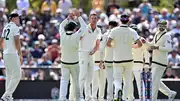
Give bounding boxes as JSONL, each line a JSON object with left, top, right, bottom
{"left": 1, "top": 22, "right": 20, "bottom": 54}
{"left": 79, "top": 24, "right": 102, "bottom": 52}
{"left": 109, "top": 25, "right": 140, "bottom": 61}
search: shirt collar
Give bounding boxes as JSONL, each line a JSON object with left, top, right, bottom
{"left": 66, "top": 31, "right": 73, "bottom": 35}
{"left": 120, "top": 24, "right": 128, "bottom": 27}
{"left": 88, "top": 24, "right": 97, "bottom": 31}
{"left": 157, "top": 29, "right": 167, "bottom": 35}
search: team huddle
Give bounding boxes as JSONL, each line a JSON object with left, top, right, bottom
{"left": 0, "top": 9, "right": 177, "bottom": 101}
{"left": 59, "top": 9, "right": 177, "bottom": 101}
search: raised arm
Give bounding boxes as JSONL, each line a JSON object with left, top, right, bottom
{"left": 73, "top": 9, "right": 87, "bottom": 38}
{"left": 78, "top": 16, "right": 87, "bottom": 31}
{"left": 59, "top": 13, "right": 75, "bottom": 34}
{"left": 59, "top": 18, "right": 69, "bottom": 33}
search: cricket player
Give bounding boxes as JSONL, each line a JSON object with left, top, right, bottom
{"left": 79, "top": 12, "right": 101, "bottom": 101}
{"left": 107, "top": 14, "right": 142, "bottom": 101}
{"left": 92, "top": 49, "right": 106, "bottom": 101}
{"left": 99, "top": 21, "right": 118, "bottom": 101}
{"left": 143, "top": 20, "right": 177, "bottom": 101}
{"left": 0, "top": 13, "right": 22, "bottom": 101}
{"left": 59, "top": 10, "right": 86, "bottom": 101}
{"left": 129, "top": 24, "right": 150, "bottom": 100}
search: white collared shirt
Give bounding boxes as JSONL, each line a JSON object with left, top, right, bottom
{"left": 109, "top": 24, "right": 140, "bottom": 61}
{"left": 79, "top": 24, "right": 102, "bottom": 52}
{"left": 152, "top": 30, "right": 172, "bottom": 65}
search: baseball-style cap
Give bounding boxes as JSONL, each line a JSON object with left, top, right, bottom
{"left": 157, "top": 20, "right": 167, "bottom": 26}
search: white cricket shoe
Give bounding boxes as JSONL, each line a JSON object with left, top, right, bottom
{"left": 168, "top": 91, "right": 177, "bottom": 101}
{"left": 0, "top": 96, "right": 13, "bottom": 101}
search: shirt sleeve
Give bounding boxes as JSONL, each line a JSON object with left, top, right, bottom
{"left": 158, "top": 34, "right": 172, "bottom": 52}
{"left": 75, "top": 16, "right": 87, "bottom": 38}
{"left": 96, "top": 29, "right": 102, "bottom": 40}
{"left": 132, "top": 29, "right": 140, "bottom": 42}
{"left": 59, "top": 18, "right": 69, "bottom": 34}
{"left": 13, "top": 26, "right": 20, "bottom": 36}
{"left": 109, "top": 29, "right": 115, "bottom": 40}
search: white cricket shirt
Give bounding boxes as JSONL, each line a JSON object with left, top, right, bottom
{"left": 79, "top": 24, "right": 102, "bottom": 52}
{"left": 109, "top": 24, "right": 140, "bottom": 62}
{"left": 59, "top": 17, "right": 86, "bottom": 63}
{"left": 151, "top": 30, "right": 172, "bottom": 66}
{"left": 2, "top": 22, "right": 20, "bottom": 54}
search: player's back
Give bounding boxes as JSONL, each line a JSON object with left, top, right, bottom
{"left": 2, "top": 22, "right": 19, "bottom": 54}
{"left": 60, "top": 32, "right": 80, "bottom": 63}
{"left": 111, "top": 26, "right": 136, "bottom": 61}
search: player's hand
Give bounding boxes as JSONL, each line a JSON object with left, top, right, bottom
{"left": 141, "top": 38, "right": 146, "bottom": 44}
{"left": 99, "top": 60, "right": 105, "bottom": 69}
{"left": 67, "top": 12, "right": 75, "bottom": 20}
{"left": 80, "top": 36, "right": 83, "bottom": 40}
{"left": 89, "top": 49, "right": 96, "bottom": 55}
{"left": 150, "top": 46, "right": 159, "bottom": 50}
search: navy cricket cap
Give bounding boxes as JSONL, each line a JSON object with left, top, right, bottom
{"left": 120, "top": 13, "right": 129, "bottom": 22}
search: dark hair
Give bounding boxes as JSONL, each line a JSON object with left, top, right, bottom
{"left": 109, "top": 21, "right": 118, "bottom": 27}
{"left": 64, "top": 21, "right": 78, "bottom": 31}
{"left": 9, "top": 13, "right": 19, "bottom": 20}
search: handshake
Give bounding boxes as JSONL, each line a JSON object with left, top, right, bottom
{"left": 140, "top": 38, "right": 159, "bottom": 50}
{"left": 67, "top": 8, "right": 80, "bottom": 20}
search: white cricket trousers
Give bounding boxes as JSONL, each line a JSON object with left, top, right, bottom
{"left": 151, "top": 63, "right": 172, "bottom": 101}
{"left": 79, "top": 51, "right": 94, "bottom": 100}
{"left": 113, "top": 62, "right": 133, "bottom": 101}
{"left": 105, "top": 65, "right": 113, "bottom": 101}
{"left": 92, "top": 68, "right": 106, "bottom": 100}
{"left": 2, "top": 54, "right": 21, "bottom": 98}
{"left": 129, "top": 63, "right": 145, "bottom": 100}
{"left": 59, "top": 63, "right": 80, "bottom": 101}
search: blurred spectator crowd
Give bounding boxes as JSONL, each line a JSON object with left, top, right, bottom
{"left": 0, "top": 0, "right": 180, "bottom": 80}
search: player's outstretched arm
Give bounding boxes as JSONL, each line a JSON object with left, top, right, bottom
{"left": 89, "top": 29, "right": 102, "bottom": 55}
{"left": 132, "top": 39, "right": 142, "bottom": 48}
{"left": 89, "top": 39, "right": 100, "bottom": 55}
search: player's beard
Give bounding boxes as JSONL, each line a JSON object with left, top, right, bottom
{"left": 159, "top": 27, "right": 165, "bottom": 31}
